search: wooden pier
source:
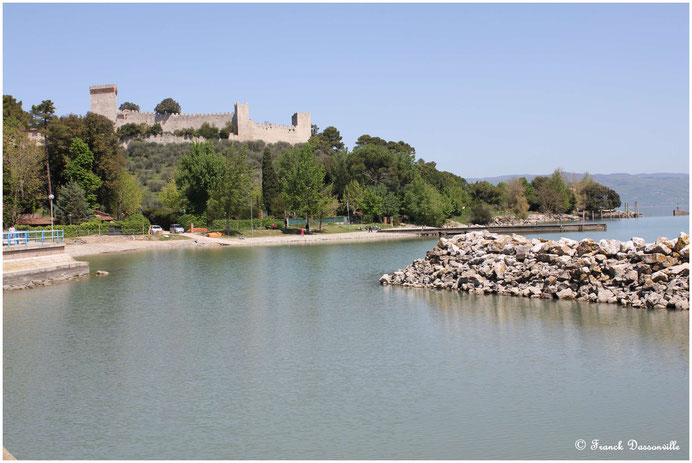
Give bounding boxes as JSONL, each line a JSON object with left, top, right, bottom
{"left": 379, "top": 223, "right": 607, "bottom": 237}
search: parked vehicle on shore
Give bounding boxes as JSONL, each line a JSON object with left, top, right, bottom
{"left": 170, "top": 224, "right": 185, "bottom": 234}
{"left": 149, "top": 225, "right": 163, "bottom": 235}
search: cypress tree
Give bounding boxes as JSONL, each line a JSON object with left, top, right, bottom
{"left": 261, "top": 148, "right": 280, "bottom": 214}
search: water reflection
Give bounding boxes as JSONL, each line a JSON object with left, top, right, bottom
{"left": 4, "top": 237, "right": 688, "bottom": 459}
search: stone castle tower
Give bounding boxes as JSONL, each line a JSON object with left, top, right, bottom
{"left": 89, "top": 84, "right": 311, "bottom": 145}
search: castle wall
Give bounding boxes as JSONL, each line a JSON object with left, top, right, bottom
{"left": 115, "top": 111, "right": 236, "bottom": 132}
{"left": 90, "top": 84, "right": 310, "bottom": 145}
{"left": 243, "top": 118, "right": 311, "bottom": 144}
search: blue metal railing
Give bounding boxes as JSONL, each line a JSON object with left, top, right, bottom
{"left": 3, "top": 229, "right": 64, "bottom": 247}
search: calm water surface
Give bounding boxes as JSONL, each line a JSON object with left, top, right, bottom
{"left": 4, "top": 216, "right": 689, "bottom": 459}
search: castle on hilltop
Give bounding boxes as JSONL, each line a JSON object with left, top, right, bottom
{"left": 89, "top": 84, "right": 311, "bottom": 145}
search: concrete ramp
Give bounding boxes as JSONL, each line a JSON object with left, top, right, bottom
{"left": 3, "top": 245, "right": 89, "bottom": 290}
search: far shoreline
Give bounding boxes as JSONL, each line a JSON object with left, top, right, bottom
{"left": 65, "top": 230, "right": 426, "bottom": 258}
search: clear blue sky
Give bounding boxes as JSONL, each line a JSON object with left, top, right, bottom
{"left": 3, "top": 3, "right": 688, "bottom": 178}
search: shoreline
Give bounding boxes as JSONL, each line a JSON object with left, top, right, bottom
{"left": 64, "top": 230, "right": 424, "bottom": 258}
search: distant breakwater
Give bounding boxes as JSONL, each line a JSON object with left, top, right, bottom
{"left": 380, "top": 231, "right": 689, "bottom": 309}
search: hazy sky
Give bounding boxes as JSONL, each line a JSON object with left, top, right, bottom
{"left": 3, "top": 3, "right": 688, "bottom": 178}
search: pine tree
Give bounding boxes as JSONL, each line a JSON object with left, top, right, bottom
{"left": 55, "top": 181, "right": 92, "bottom": 224}
{"left": 261, "top": 148, "right": 280, "bottom": 215}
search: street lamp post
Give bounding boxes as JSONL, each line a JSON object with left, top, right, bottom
{"left": 49, "top": 194, "right": 55, "bottom": 236}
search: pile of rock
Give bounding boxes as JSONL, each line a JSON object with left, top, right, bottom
{"left": 490, "top": 213, "right": 581, "bottom": 226}
{"left": 380, "top": 231, "right": 690, "bottom": 309}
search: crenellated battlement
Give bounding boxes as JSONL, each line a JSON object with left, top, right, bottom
{"left": 91, "top": 84, "right": 310, "bottom": 145}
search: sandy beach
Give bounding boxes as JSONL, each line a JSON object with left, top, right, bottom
{"left": 65, "top": 231, "right": 423, "bottom": 258}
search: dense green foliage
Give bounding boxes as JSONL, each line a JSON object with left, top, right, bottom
{"left": 278, "top": 143, "right": 328, "bottom": 231}
{"left": 117, "top": 122, "right": 162, "bottom": 140}
{"left": 3, "top": 95, "right": 32, "bottom": 128}
{"left": 207, "top": 146, "right": 253, "bottom": 235}
{"left": 31, "top": 100, "right": 56, "bottom": 129}
{"left": 175, "top": 142, "right": 226, "bottom": 215}
{"left": 3, "top": 125, "right": 45, "bottom": 226}
{"left": 3, "top": 92, "right": 626, "bottom": 231}
{"left": 55, "top": 181, "right": 92, "bottom": 224}
{"left": 64, "top": 138, "right": 102, "bottom": 207}
{"left": 2, "top": 94, "right": 143, "bottom": 228}
{"left": 261, "top": 148, "right": 280, "bottom": 215}
{"left": 469, "top": 203, "right": 493, "bottom": 225}
{"left": 155, "top": 98, "right": 182, "bottom": 115}
{"left": 197, "top": 122, "right": 219, "bottom": 140}
{"left": 580, "top": 180, "right": 621, "bottom": 211}
{"left": 119, "top": 102, "right": 140, "bottom": 111}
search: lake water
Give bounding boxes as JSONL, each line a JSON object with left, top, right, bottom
{"left": 4, "top": 216, "right": 689, "bottom": 459}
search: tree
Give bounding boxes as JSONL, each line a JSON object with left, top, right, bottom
{"left": 119, "top": 102, "right": 140, "bottom": 111}
{"left": 45, "top": 114, "right": 87, "bottom": 190}
{"left": 3, "top": 95, "right": 31, "bottom": 129}
{"left": 470, "top": 181, "right": 503, "bottom": 207}
{"left": 261, "top": 148, "right": 280, "bottom": 215}
{"left": 532, "top": 170, "right": 575, "bottom": 214}
{"left": 402, "top": 177, "right": 452, "bottom": 226}
{"left": 581, "top": 182, "right": 621, "bottom": 212}
{"left": 83, "top": 113, "right": 127, "bottom": 212}
{"left": 535, "top": 179, "right": 565, "bottom": 214}
{"left": 160, "top": 178, "right": 184, "bottom": 211}
{"left": 343, "top": 179, "right": 364, "bottom": 217}
{"left": 63, "top": 138, "right": 102, "bottom": 207}
{"left": 155, "top": 98, "right": 181, "bottom": 115}
{"left": 309, "top": 126, "right": 344, "bottom": 155}
{"left": 520, "top": 177, "right": 538, "bottom": 211}
{"left": 316, "top": 189, "right": 340, "bottom": 230}
{"left": 113, "top": 170, "right": 144, "bottom": 219}
{"left": 469, "top": 203, "right": 492, "bottom": 225}
{"left": 149, "top": 123, "right": 163, "bottom": 136}
{"left": 196, "top": 122, "right": 219, "bottom": 140}
{"left": 324, "top": 149, "right": 350, "bottom": 199}
{"left": 55, "top": 181, "right": 92, "bottom": 224}
{"left": 117, "top": 123, "right": 141, "bottom": 139}
{"left": 361, "top": 187, "right": 384, "bottom": 222}
{"left": 278, "top": 143, "right": 327, "bottom": 233}
{"left": 175, "top": 141, "right": 226, "bottom": 215}
{"left": 3, "top": 126, "right": 45, "bottom": 225}
{"left": 347, "top": 144, "right": 395, "bottom": 186}
{"left": 380, "top": 190, "right": 401, "bottom": 219}
{"left": 30, "top": 100, "right": 56, "bottom": 129}
{"left": 607, "top": 189, "right": 621, "bottom": 209}
{"left": 207, "top": 146, "right": 252, "bottom": 235}
{"left": 507, "top": 178, "right": 530, "bottom": 219}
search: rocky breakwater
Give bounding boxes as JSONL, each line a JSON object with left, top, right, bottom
{"left": 380, "top": 231, "right": 690, "bottom": 309}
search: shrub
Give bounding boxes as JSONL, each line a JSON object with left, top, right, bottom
{"left": 178, "top": 213, "right": 206, "bottom": 231}
{"left": 469, "top": 203, "right": 493, "bottom": 225}
{"left": 122, "top": 213, "right": 150, "bottom": 231}
{"left": 196, "top": 123, "right": 219, "bottom": 140}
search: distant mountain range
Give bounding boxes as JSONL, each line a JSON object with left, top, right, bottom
{"left": 467, "top": 172, "right": 689, "bottom": 208}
